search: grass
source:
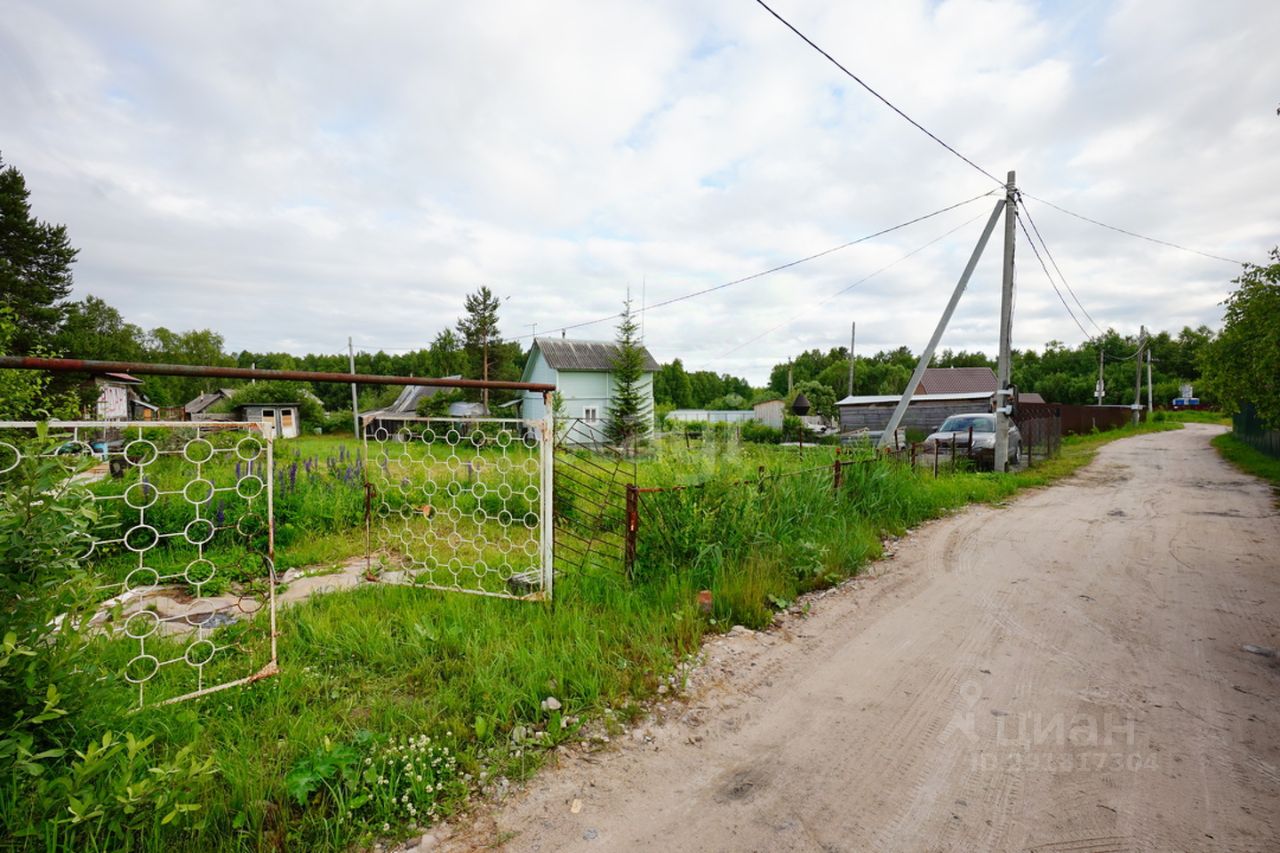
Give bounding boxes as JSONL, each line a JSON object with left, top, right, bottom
{"left": 1152, "top": 409, "right": 1231, "bottom": 426}
{"left": 1211, "top": 432, "right": 1280, "bottom": 494}
{"left": 4, "top": 420, "right": 1182, "bottom": 851}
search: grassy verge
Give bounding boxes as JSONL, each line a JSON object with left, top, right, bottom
{"left": 4, "top": 421, "right": 1180, "bottom": 852}
{"left": 1211, "top": 432, "right": 1280, "bottom": 493}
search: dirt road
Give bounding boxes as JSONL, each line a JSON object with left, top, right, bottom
{"left": 445, "top": 425, "right": 1280, "bottom": 852}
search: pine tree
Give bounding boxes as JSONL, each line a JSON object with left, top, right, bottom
{"left": 0, "top": 154, "right": 78, "bottom": 353}
{"left": 604, "top": 295, "right": 651, "bottom": 449}
{"left": 456, "top": 286, "right": 503, "bottom": 408}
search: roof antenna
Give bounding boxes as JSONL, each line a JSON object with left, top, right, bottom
{"left": 561, "top": 328, "right": 566, "bottom": 339}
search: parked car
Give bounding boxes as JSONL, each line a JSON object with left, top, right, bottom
{"left": 922, "top": 413, "right": 1020, "bottom": 469}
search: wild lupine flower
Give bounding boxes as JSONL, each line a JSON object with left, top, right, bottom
{"left": 235, "top": 461, "right": 242, "bottom": 480}
{"left": 289, "top": 461, "right": 298, "bottom": 488}
{"left": 215, "top": 501, "right": 225, "bottom": 526}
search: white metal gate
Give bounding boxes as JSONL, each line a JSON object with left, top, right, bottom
{"left": 0, "top": 420, "right": 278, "bottom": 708}
{"left": 364, "top": 416, "right": 554, "bottom": 600}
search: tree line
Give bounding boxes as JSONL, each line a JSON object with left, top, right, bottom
{"left": 3, "top": 151, "right": 1277, "bottom": 427}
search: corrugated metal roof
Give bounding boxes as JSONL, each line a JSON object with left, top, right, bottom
{"left": 534, "top": 338, "right": 659, "bottom": 372}
{"left": 837, "top": 391, "right": 993, "bottom": 406}
{"left": 184, "top": 388, "right": 237, "bottom": 414}
{"left": 917, "top": 367, "right": 997, "bottom": 395}
{"left": 360, "top": 376, "right": 462, "bottom": 420}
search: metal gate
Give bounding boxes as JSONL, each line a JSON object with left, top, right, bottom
{"left": 0, "top": 420, "right": 278, "bottom": 708}
{"left": 363, "top": 416, "right": 554, "bottom": 600}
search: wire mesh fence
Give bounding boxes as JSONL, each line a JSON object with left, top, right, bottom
{"left": 363, "top": 417, "right": 554, "bottom": 600}
{"left": 0, "top": 420, "right": 278, "bottom": 709}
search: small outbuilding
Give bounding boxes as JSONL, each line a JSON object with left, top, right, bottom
{"left": 237, "top": 403, "right": 301, "bottom": 439}
{"left": 93, "top": 373, "right": 157, "bottom": 421}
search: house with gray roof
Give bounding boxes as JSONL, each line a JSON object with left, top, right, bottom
{"left": 359, "top": 377, "right": 463, "bottom": 437}
{"left": 520, "top": 337, "right": 659, "bottom": 444}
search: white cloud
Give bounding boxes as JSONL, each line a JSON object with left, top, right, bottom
{"left": 1, "top": 0, "right": 1277, "bottom": 384}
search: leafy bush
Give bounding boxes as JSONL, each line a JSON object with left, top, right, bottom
{"left": 740, "top": 422, "right": 781, "bottom": 444}
{"left": 0, "top": 435, "right": 216, "bottom": 848}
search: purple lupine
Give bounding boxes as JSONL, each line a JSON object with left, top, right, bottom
{"left": 215, "top": 501, "right": 225, "bottom": 526}
{"left": 289, "top": 461, "right": 298, "bottom": 488}
{"left": 235, "top": 461, "right": 242, "bottom": 480}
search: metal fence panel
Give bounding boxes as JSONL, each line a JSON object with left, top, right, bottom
{"left": 363, "top": 416, "right": 553, "bottom": 600}
{"left": 1234, "top": 403, "right": 1280, "bottom": 458}
{"left": 0, "top": 421, "right": 278, "bottom": 708}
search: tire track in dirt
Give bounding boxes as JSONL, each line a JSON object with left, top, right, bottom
{"left": 435, "top": 425, "right": 1280, "bottom": 853}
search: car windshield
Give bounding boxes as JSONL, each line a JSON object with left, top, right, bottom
{"left": 938, "top": 415, "right": 994, "bottom": 433}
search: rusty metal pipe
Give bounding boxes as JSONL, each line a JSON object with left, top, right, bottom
{"left": 0, "top": 356, "right": 556, "bottom": 392}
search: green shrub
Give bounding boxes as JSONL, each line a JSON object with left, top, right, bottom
{"left": 740, "top": 422, "right": 781, "bottom": 444}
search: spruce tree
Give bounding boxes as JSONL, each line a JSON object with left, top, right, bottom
{"left": 604, "top": 295, "right": 651, "bottom": 449}
{"left": 0, "top": 154, "right": 78, "bottom": 353}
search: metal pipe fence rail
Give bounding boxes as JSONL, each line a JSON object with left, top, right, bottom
{"left": 0, "top": 357, "right": 561, "bottom": 709}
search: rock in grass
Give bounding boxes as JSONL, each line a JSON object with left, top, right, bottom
{"left": 542, "top": 696, "right": 563, "bottom": 711}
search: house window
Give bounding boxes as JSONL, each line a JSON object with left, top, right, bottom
{"left": 583, "top": 406, "right": 598, "bottom": 422}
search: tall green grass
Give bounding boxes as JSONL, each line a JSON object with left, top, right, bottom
{"left": 2, "top": 423, "right": 1181, "bottom": 851}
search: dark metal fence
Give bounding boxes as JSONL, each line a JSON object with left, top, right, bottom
{"left": 551, "top": 418, "right": 634, "bottom": 578}
{"left": 1234, "top": 403, "right": 1280, "bottom": 458}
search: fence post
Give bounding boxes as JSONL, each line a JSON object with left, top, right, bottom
{"left": 950, "top": 433, "right": 956, "bottom": 472}
{"left": 757, "top": 464, "right": 766, "bottom": 493}
{"left": 910, "top": 442, "right": 917, "bottom": 466}
{"left": 933, "top": 441, "right": 939, "bottom": 478}
{"left": 624, "top": 483, "right": 638, "bottom": 581}
{"left": 833, "top": 457, "right": 843, "bottom": 493}
{"left": 541, "top": 402, "right": 556, "bottom": 600}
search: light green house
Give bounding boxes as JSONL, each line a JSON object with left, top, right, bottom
{"left": 520, "top": 337, "right": 659, "bottom": 444}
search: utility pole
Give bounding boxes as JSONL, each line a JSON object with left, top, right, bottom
{"left": 348, "top": 337, "right": 360, "bottom": 437}
{"left": 878, "top": 196, "right": 1006, "bottom": 449}
{"left": 1152, "top": 343, "right": 1162, "bottom": 414}
{"left": 1096, "top": 347, "right": 1105, "bottom": 404}
{"left": 993, "top": 171, "right": 1017, "bottom": 473}
{"left": 788, "top": 362, "right": 793, "bottom": 395}
{"left": 847, "top": 321, "right": 856, "bottom": 398}
{"left": 1133, "top": 326, "right": 1146, "bottom": 425}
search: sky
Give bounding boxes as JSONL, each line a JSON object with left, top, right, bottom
{"left": 2, "top": 0, "right": 1277, "bottom": 385}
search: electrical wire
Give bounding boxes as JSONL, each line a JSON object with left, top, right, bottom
{"left": 509, "top": 189, "right": 1000, "bottom": 342}
{"left": 1022, "top": 193, "right": 1244, "bottom": 266}
{"left": 753, "top": 0, "right": 1004, "bottom": 187}
{"left": 1018, "top": 196, "right": 1104, "bottom": 336}
{"left": 707, "top": 208, "right": 990, "bottom": 364}
{"left": 1017, "top": 213, "right": 1095, "bottom": 341}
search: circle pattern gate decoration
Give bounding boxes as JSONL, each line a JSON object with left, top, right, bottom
{"left": 365, "top": 417, "right": 549, "bottom": 599}
{"left": 0, "top": 421, "right": 278, "bottom": 708}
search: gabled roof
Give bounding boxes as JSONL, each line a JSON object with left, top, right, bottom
{"left": 531, "top": 338, "right": 659, "bottom": 373}
{"left": 360, "top": 377, "right": 462, "bottom": 422}
{"left": 184, "top": 388, "right": 238, "bottom": 415}
{"left": 917, "top": 367, "right": 998, "bottom": 395}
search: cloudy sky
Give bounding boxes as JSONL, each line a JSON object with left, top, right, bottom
{"left": 3, "top": 0, "right": 1277, "bottom": 383}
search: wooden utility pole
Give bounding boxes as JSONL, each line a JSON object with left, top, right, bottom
{"left": 993, "top": 171, "right": 1017, "bottom": 473}
{"left": 847, "top": 321, "right": 856, "bottom": 397}
{"left": 348, "top": 337, "right": 360, "bottom": 437}
{"left": 1133, "top": 325, "right": 1146, "bottom": 425}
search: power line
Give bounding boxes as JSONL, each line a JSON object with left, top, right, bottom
{"left": 1022, "top": 193, "right": 1245, "bottom": 265}
{"left": 753, "top": 0, "right": 1003, "bottom": 186}
{"left": 1016, "top": 213, "right": 1095, "bottom": 341}
{"left": 1018, "top": 196, "right": 1105, "bottom": 336}
{"left": 708, "top": 208, "right": 989, "bottom": 364}
{"left": 515, "top": 189, "right": 999, "bottom": 342}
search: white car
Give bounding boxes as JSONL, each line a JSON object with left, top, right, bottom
{"left": 923, "top": 413, "right": 1020, "bottom": 469}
